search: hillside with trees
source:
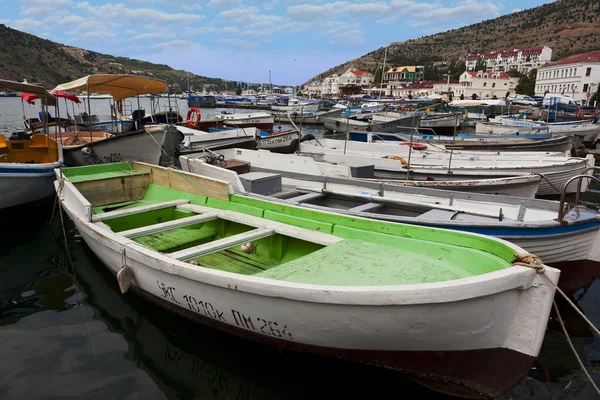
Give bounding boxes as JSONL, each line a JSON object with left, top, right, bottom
{"left": 0, "top": 24, "right": 254, "bottom": 92}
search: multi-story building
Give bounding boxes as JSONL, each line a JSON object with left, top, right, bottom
{"left": 387, "top": 81, "right": 435, "bottom": 98}
{"left": 305, "top": 69, "right": 373, "bottom": 98}
{"left": 535, "top": 50, "right": 600, "bottom": 104}
{"left": 466, "top": 46, "right": 552, "bottom": 74}
{"left": 448, "top": 71, "right": 519, "bottom": 99}
{"left": 383, "top": 66, "right": 424, "bottom": 83}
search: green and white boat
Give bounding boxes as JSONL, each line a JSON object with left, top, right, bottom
{"left": 55, "top": 161, "right": 560, "bottom": 399}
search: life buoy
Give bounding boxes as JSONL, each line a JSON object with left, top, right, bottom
{"left": 187, "top": 107, "right": 201, "bottom": 128}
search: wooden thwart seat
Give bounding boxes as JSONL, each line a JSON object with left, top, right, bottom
{"left": 92, "top": 200, "right": 190, "bottom": 222}
{"left": 286, "top": 192, "right": 325, "bottom": 203}
{"left": 348, "top": 202, "right": 384, "bottom": 213}
{"left": 118, "top": 213, "right": 218, "bottom": 239}
{"left": 168, "top": 228, "right": 274, "bottom": 261}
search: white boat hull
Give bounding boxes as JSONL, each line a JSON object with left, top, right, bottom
{"left": 0, "top": 168, "right": 57, "bottom": 211}
{"left": 59, "top": 192, "right": 559, "bottom": 398}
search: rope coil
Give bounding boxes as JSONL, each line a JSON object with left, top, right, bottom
{"left": 512, "top": 252, "right": 545, "bottom": 272}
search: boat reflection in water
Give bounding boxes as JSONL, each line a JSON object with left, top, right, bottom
{"left": 2, "top": 219, "right": 600, "bottom": 399}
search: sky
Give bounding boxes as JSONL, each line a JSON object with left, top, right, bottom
{"left": 1, "top": 0, "right": 554, "bottom": 85}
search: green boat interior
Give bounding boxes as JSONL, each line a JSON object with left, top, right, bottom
{"left": 60, "top": 162, "right": 519, "bottom": 285}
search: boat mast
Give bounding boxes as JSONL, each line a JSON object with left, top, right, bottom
{"left": 379, "top": 46, "right": 388, "bottom": 99}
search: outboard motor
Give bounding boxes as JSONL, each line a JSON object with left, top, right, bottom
{"left": 132, "top": 109, "right": 146, "bottom": 130}
{"left": 9, "top": 131, "right": 32, "bottom": 140}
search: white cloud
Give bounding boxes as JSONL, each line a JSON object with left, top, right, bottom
{"left": 242, "top": 29, "right": 272, "bottom": 37}
{"left": 207, "top": 0, "right": 241, "bottom": 8}
{"left": 217, "top": 38, "right": 259, "bottom": 48}
{"left": 329, "top": 29, "right": 365, "bottom": 45}
{"left": 186, "top": 25, "right": 239, "bottom": 34}
{"left": 76, "top": 2, "right": 204, "bottom": 24}
{"left": 263, "top": 0, "right": 279, "bottom": 10}
{"left": 12, "top": 18, "right": 43, "bottom": 32}
{"left": 150, "top": 40, "right": 201, "bottom": 50}
{"left": 79, "top": 30, "right": 118, "bottom": 41}
{"left": 20, "top": 6, "right": 54, "bottom": 17}
{"left": 132, "top": 31, "right": 165, "bottom": 40}
{"left": 217, "top": 6, "right": 259, "bottom": 22}
{"left": 512, "top": 8, "right": 522, "bottom": 13}
{"left": 20, "top": 0, "right": 72, "bottom": 6}
{"left": 288, "top": 0, "right": 500, "bottom": 26}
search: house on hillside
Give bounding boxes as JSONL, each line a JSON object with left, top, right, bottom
{"left": 305, "top": 69, "right": 374, "bottom": 98}
{"left": 383, "top": 66, "right": 424, "bottom": 83}
{"left": 449, "top": 71, "right": 519, "bottom": 99}
{"left": 535, "top": 50, "right": 600, "bottom": 104}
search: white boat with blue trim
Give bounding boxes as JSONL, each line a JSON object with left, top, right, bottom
{"left": 181, "top": 150, "right": 600, "bottom": 265}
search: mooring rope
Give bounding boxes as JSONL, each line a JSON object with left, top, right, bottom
{"left": 512, "top": 252, "right": 600, "bottom": 394}
{"left": 552, "top": 300, "right": 600, "bottom": 396}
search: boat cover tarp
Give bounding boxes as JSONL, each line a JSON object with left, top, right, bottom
{"left": 0, "top": 79, "right": 56, "bottom": 106}
{"left": 53, "top": 75, "right": 168, "bottom": 101}
{"left": 51, "top": 90, "right": 81, "bottom": 103}
{"left": 22, "top": 90, "right": 80, "bottom": 106}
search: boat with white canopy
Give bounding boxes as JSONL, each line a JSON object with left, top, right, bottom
{"left": 52, "top": 75, "right": 183, "bottom": 166}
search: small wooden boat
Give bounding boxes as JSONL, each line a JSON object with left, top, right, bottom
{"left": 324, "top": 113, "right": 420, "bottom": 133}
{"left": 476, "top": 117, "right": 600, "bottom": 144}
{"left": 181, "top": 154, "right": 600, "bottom": 265}
{"left": 256, "top": 130, "right": 302, "bottom": 153}
{"left": 59, "top": 125, "right": 184, "bottom": 167}
{"left": 273, "top": 108, "right": 344, "bottom": 125}
{"left": 0, "top": 80, "right": 64, "bottom": 214}
{"left": 183, "top": 111, "right": 274, "bottom": 131}
{"left": 348, "top": 132, "right": 573, "bottom": 155}
{"left": 371, "top": 111, "right": 464, "bottom": 135}
{"left": 177, "top": 126, "right": 258, "bottom": 154}
{"left": 298, "top": 139, "right": 595, "bottom": 197}
{"left": 390, "top": 132, "right": 573, "bottom": 153}
{"left": 56, "top": 160, "right": 560, "bottom": 399}
{"left": 180, "top": 148, "right": 542, "bottom": 198}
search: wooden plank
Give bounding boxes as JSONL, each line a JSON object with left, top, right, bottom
{"left": 178, "top": 203, "right": 342, "bottom": 246}
{"left": 348, "top": 202, "right": 384, "bottom": 213}
{"left": 74, "top": 174, "right": 150, "bottom": 206}
{"left": 92, "top": 199, "right": 190, "bottom": 222}
{"left": 118, "top": 213, "right": 217, "bottom": 238}
{"left": 132, "top": 162, "right": 230, "bottom": 201}
{"left": 169, "top": 228, "right": 274, "bottom": 261}
{"left": 287, "top": 192, "right": 325, "bottom": 203}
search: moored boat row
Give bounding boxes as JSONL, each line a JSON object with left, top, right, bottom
{"left": 4, "top": 73, "right": 600, "bottom": 400}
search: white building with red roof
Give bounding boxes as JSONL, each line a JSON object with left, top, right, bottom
{"left": 305, "top": 69, "right": 374, "bottom": 97}
{"left": 535, "top": 50, "right": 600, "bottom": 104}
{"left": 466, "top": 46, "right": 552, "bottom": 74}
{"left": 449, "top": 71, "right": 519, "bottom": 99}
{"left": 339, "top": 69, "right": 374, "bottom": 86}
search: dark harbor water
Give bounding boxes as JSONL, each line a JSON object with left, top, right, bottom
{"left": 1, "top": 205, "right": 600, "bottom": 400}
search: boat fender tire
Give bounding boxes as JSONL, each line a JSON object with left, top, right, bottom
{"left": 335, "top": 120, "right": 340, "bottom": 127}
{"left": 81, "top": 147, "right": 92, "bottom": 156}
{"left": 366, "top": 126, "right": 372, "bottom": 131}
{"left": 290, "top": 139, "right": 299, "bottom": 152}
{"left": 187, "top": 107, "right": 201, "bottom": 128}
{"left": 300, "top": 134, "right": 315, "bottom": 142}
